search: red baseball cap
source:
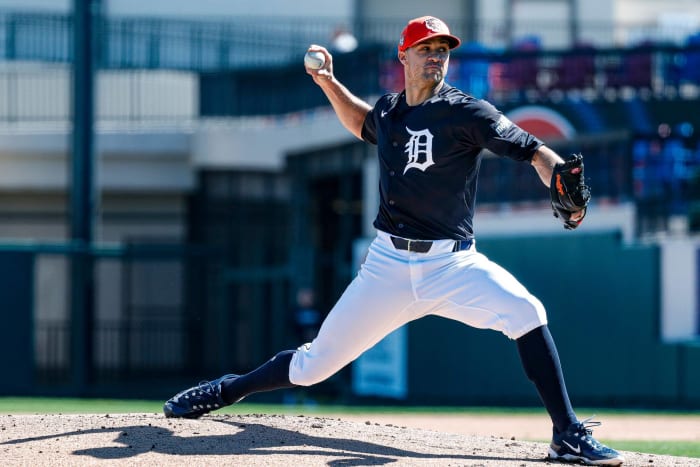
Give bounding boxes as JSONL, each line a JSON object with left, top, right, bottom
{"left": 398, "top": 16, "right": 461, "bottom": 52}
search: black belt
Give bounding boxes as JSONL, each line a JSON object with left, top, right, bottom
{"left": 390, "top": 236, "right": 472, "bottom": 253}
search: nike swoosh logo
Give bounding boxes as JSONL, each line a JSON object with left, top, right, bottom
{"left": 381, "top": 110, "right": 388, "bottom": 117}
{"left": 562, "top": 440, "right": 581, "bottom": 454}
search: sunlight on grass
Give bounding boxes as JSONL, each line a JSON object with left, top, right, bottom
{"left": 608, "top": 440, "right": 700, "bottom": 459}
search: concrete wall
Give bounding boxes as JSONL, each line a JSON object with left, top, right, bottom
{"left": 661, "top": 237, "right": 700, "bottom": 342}
{"left": 359, "top": 0, "right": 465, "bottom": 20}
{"left": 0, "top": 0, "right": 354, "bottom": 17}
{"left": 615, "top": 0, "right": 700, "bottom": 45}
{"left": 0, "top": 66, "right": 197, "bottom": 124}
{"left": 407, "top": 231, "right": 700, "bottom": 408}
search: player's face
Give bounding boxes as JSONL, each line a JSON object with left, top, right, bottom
{"left": 402, "top": 38, "right": 450, "bottom": 85}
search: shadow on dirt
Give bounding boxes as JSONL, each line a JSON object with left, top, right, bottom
{"left": 2, "top": 418, "right": 540, "bottom": 466}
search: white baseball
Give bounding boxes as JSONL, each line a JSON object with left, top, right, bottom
{"left": 304, "top": 50, "right": 325, "bottom": 70}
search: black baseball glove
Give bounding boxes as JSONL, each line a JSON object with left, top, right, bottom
{"left": 550, "top": 153, "right": 591, "bottom": 230}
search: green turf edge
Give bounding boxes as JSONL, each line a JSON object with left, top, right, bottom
{"left": 601, "top": 440, "right": 700, "bottom": 459}
{"left": 524, "top": 439, "right": 700, "bottom": 459}
{"left": 1, "top": 397, "right": 698, "bottom": 417}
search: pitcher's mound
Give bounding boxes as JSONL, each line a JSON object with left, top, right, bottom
{"left": 0, "top": 413, "right": 693, "bottom": 466}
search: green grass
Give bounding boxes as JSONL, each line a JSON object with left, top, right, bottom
{"left": 0, "top": 398, "right": 697, "bottom": 458}
{"left": 1, "top": 397, "right": 697, "bottom": 418}
{"left": 0, "top": 397, "right": 163, "bottom": 414}
{"left": 605, "top": 440, "right": 700, "bottom": 459}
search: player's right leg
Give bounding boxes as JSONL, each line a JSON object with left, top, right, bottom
{"left": 549, "top": 417, "right": 624, "bottom": 465}
{"left": 426, "top": 250, "right": 622, "bottom": 465}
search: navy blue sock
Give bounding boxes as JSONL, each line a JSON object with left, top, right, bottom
{"left": 516, "top": 325, "right": 577, "bottom": 433}
{"left": 220, "top": 350, "right": 297, "bottom": 404}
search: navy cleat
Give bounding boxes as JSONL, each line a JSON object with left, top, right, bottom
{"left": 163, "top": 374, "right": 238, "bottom": 419}
{"left": 549, "top": 417, "right": 624, "bottom": 465}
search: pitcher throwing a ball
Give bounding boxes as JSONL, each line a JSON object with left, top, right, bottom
{"left": 164, "top": 16, "right": 623, "bottom": 466}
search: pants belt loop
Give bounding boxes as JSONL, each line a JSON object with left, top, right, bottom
{"left": 452, "top": 239, "right": 472, "bottom": 252}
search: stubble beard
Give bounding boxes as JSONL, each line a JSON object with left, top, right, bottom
{"left": 423, "top": 70, "right": 443, "bottom": 84}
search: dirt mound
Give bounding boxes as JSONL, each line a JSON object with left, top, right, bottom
{"left": 0, "top": 413, "right": 695, "bottom": 466}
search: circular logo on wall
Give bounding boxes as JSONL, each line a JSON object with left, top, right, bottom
{"left": 506, "top": 106, "right": 575, "bottom": 141}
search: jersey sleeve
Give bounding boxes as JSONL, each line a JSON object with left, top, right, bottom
{"left": 361, "top": 106, "right": 378, "bottom": 145}
{"left": 462, "top": 99, "right": 543, "bottom": 162}
{"left": 361, "top": 94, "right": 394, "bottom": 145}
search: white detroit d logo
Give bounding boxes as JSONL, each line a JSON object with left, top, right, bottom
{"left": 403, "top": 127, "right": 435, "bottom": 174}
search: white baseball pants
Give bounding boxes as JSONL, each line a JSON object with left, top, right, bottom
{"left": 289, "top": 230, "right": 547, "bottom": 386}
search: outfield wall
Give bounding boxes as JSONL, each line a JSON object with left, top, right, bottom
{"left": 405, "top": 231, "right": 700, "bottom": 408}
{"left": 3, "top": 232, "right": 698, "bottom": 408}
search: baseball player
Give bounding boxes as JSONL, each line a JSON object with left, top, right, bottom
{"left": 164, "top": 16, "right": 623, "bottom": 466}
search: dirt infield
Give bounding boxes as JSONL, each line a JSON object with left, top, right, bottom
{"left": 0, "top": 413, "right": 698, "bottom": 466}
{"left": 331, "top": 412, "right": 700, "bottom": 441}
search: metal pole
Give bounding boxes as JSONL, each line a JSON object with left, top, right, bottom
{"left": 70, "top": 0, "right": 99, "bottom": 394}
{"left": 569, "top": 0, "right": 579, "bottom": 46}
{"left": 464, "top": 0, "right": 478, "bottom": 44}
{"left": 505, "top": 0, "right": 514, "bottom": 47}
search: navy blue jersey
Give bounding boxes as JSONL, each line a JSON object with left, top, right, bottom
{"left": 361, "top": 83, "right": 543, "bottom": 240}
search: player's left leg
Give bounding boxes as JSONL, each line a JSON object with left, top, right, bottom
{"left": 162, "top": 350, "right": 297, "bottom": 419}
{"left": 164, "top": 231, "right": 419, "bottom": 419}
